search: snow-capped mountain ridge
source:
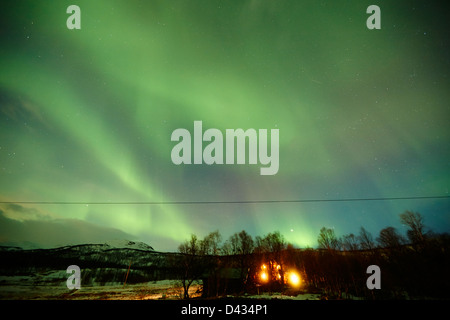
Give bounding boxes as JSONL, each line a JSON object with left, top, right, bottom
{"left": 0, "top": 239, "right": 155, "bottom": 252}
{"left": 104, "top": 239, "right": 154, "bottom": 251}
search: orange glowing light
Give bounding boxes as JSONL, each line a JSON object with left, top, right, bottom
{"left": 288, "top": 272, "right": 301, "bottom": 286}
{"left": 260, "top": 272, "right": 268, "bottom": 282}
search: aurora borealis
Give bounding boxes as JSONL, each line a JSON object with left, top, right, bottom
{"left": 0, "top": 0, "right": 449, "bottom": 251}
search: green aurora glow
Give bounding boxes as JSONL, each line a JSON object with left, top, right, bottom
{"left": 0, "top": 0, "right": 449, "bottom": 251}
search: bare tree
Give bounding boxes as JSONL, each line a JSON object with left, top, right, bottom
{"left": 255, "top": 231, "right": 287, "bottom": 262}
{"left": 224, "top": 230, "right": 255, "bottom": 291}
{"left": 341, "top": 233, "right": 360, "bottom": 251}
{"left": 238, "top": 230, "right": 254, "bottom": 256}
{"left": 178, "top": 234, "right": 201, "bottom": 299}
{"left": 377, "top": 227, "right": 405, "bottom": 248}
{"left": 200, "top": 230, "right": 222, "bottom": 255}
{"left": 229, "top": 232, "right": 240, "bottom": 255}
{"left": 262, "top": 231, "right": 286, "bottom": 253}
{"left": 357, "top": 226, "right": 375, "bottom": 251}
{"left": 400, "top": 211, "right": 426, "bottom": 244}
{"left": 222, "top": 230, "right": 254, "bottom": 256}
{"left": 221, "top": 240, "right": 232, "bottom": 256}
{"left": 317, "top": 227, "right": 340, "bottom": 251}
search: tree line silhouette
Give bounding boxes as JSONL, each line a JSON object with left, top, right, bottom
{"left": 175, "top": 211, "right": 450, "bottom": 299}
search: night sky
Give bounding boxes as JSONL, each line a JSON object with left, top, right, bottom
{"left": 0, "top": 0, "right": 449, "bottom": 251}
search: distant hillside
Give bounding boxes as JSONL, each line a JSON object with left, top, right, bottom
{"left": 0, "top": 240, "right": 179, "bottom": 286}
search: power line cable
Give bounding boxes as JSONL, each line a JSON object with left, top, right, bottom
{"left": 0, "top": 195, "right": 448, "bottom": 205}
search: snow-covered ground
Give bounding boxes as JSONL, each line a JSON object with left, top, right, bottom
{"left": 0, "top": 277, "right": 201, "bottom": 300}
{"left": 0, "top": 283, "right": 321, "bottom": 300}
{"left": 0, "top": 273, "right": 321, "bottom": 300}
{"left": 246, "top": 292, "right": 321, "bottom": 300}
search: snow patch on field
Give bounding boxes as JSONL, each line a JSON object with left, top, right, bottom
{"left": 246, "top": 293, "right": 321, "bottom": 300}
